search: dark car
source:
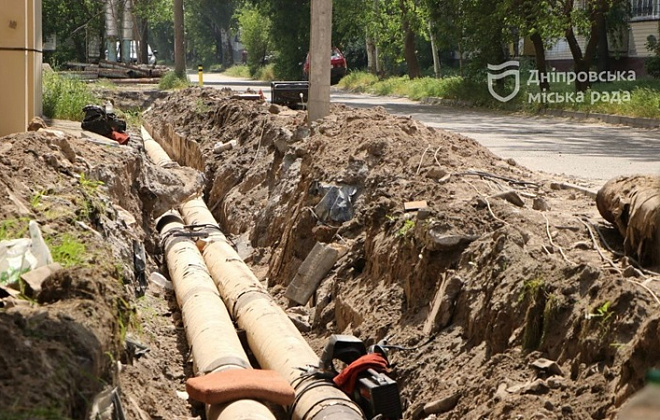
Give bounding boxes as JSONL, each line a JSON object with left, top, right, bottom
{"left": 303, "top": 47, "right": 347, "bottom": 85}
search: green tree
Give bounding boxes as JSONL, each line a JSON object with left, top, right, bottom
{"left": 187, "top": 0, "right": 240, "bottom": 67}
{"left": 43, "top": 0, "right": 104, "bottom": 65}
{"left": 132, "top": 0, "right": 171, "bottom": 64}
{"left": 555, "top": 0, "right": 629, "bottom": 91}
{"left": 235, "top": 3, "right": 272, "bottom": 74}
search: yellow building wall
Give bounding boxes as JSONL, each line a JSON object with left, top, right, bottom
{"left": 628, "top": 20, "right": 659, "bottom": 58}
{"left": 0, "top": 0, "right": 41, "bottom": 137}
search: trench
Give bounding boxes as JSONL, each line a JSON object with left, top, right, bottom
{"left": 142, "top": 126, "right": 364, "bottom": 420}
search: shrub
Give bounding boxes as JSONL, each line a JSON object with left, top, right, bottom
{"left": 158, "top": 71, "right": 190, "bottom": 90}
{"left": 42, "top": 72, "right": 96, "bottom": 120}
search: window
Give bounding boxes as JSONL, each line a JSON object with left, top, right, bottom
{"left": 631, "top": 0, "right": 660, "bottom": 19}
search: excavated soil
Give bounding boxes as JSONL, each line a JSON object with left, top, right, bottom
{"left": 1, "top": 83, "right": 659, "bottom": 420}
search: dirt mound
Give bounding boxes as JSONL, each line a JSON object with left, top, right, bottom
{"left": 0, "top": 129, "right": 199, "bottom": 419}
{"left": 144, "top": 87, "right": 660, "bottom": 419}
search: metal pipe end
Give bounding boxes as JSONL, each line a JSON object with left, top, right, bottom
{"left": 155, "top": 211, "right": 185, "bottom": 233}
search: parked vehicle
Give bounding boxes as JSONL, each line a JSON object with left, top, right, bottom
{"left": 303, "top": 47, "right": 347, "bottom": 85}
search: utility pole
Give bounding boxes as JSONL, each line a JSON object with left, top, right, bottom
{"left": 174, "top": 0, "right": 186, "bottom": 78}
{"left": 308, "top": 0, "right": 332, "bottom": 121}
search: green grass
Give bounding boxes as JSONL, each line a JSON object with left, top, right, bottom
{"left": 0, "top": 407, "right": 73, "bottom": 420}
{"left": 42, "top": 72, "right": 96, "bottom": 120}
{"left": 224, "top": 64, "right": 251, "bottom": 78}
{"left": 339, "top": 70, "right": 660, "bottom": 119}
{"left": 47, "top": 233, "right": 86, "bottom": 268}
{"left": 223, "top": 64, "right": 276, "bottom": 81}
{"left": 158, "top": 71, "right": 190, "bottom": 90}
{"left": 0, "top": 219, "right": 29, "bottom": 241}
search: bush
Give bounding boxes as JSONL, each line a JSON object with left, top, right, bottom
{"left": 645, "top": 34, "right": 660, "bottom": 78}
{"left": 224, "top": 65, "right": 251, "bottom": 78}
{"left": 254, "top": 64, "right": 276, "bottom": 81}
{"left": 42, "top": 72, "right": 96, "bottom": 120}
{"left": 158, "top": 71, "right": 190, "bottom": 90}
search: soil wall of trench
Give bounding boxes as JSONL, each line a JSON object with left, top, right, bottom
{"left": 0, "top": 128, "right": 204, "bottom": 419}
{"left": 141, "top": 87, "right": 660, "bottom": 420}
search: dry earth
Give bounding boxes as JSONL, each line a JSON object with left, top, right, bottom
{"left": 1, "top": 83, "right": 659, "bottom": 420}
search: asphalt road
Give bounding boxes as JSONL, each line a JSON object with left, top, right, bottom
{"left": 191, "top": 72, "right": 660, "bottom": 185}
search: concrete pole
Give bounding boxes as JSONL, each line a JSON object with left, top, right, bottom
{"left": 180, "top": 198, "right": 364, "bottom": 420}
{"left": 308, "top": 0, "right": 333, "bottom": 122}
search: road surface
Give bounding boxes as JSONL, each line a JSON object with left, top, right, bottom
{"left": 190, "top": 72, "right": 660, "bottom": 185}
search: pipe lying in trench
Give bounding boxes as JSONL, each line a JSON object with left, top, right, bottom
{"left": 140, "top": 125, "right": 364, "bottom": 420}
{"left": 144, "top": 129, "right": 276, "bottom": 420}
{"left": 180, "top": 198, "right": 364, "bottom": 420}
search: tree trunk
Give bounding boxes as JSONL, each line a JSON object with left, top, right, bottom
{"left": 366, "top": 34, "right": 377, "bottom": 74}
{"left": 174, "top": 0, "right": 186, "bottom": 77}
{"left": 429, "top": 22, "right": 441, "bottom": 78}
{"left": 565, "top": 1, "right": 606, "bottom": 91}
{"left": 400, "top": 0, "right": 420, "bottom": 78}
{"left": 596, "top": 12, "right": 609, "bottom": 72}
{"left": 225, "top": 33, "right": 234, "bottom": 66}
{"left": 530, "top": 32, "right": 549, "bottom": 91}
{"left": 136, "top": 17, "right": 149, "bottom": 65}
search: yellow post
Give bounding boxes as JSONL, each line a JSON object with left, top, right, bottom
{"left": 198, "top": 64, "right": 203, "bottom": 86}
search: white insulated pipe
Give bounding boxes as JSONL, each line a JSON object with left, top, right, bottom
{"left": 141, "top": 124, "right": 363, "bottom": 419}
{"left": 144, "top": 127, "right": 275, "bottom": 420}
{"left": 180, "top": 198, "right": 364, "bottom": 420}
{"left": 157, "top": 212, "right": 275, "bottom": 420}
{"left": 141, "top": 126, "right": 172, "bottom": 167}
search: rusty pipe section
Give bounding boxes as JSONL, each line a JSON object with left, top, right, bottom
{"left": 180, "top": 198, "right": 364, "bottom": 420}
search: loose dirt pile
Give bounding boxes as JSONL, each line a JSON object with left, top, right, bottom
{"left": 1, "top": 84, "right": 659, "bottom": 420}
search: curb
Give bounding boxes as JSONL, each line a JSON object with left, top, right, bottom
{"left": 539, "top": 109, "right": 660, "bottom": 129}
{"left": 420, "top": 97, "right": 660, "bottom": 130}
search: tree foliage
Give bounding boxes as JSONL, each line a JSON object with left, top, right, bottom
{"left": 235, "top": 3, "right": 271, "bottom": 74}
{"left": 43, "top": 0, "right": 104, "bottom": 65}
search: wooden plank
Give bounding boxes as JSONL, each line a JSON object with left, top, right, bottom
{"left": 404, "top": 200, "right": 428, "bottom": 212}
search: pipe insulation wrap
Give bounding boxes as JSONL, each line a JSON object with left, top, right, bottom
{"left": 141, "top": 126, "right": 172, "bottom": 166}
{"left": 152, "top": 209, "right": 275, "bottom": 415}
{"left": 180, "top": 198, "right": 365, "bottom": 420}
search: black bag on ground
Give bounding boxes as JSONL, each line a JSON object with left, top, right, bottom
{"left": 81, "top": 105, "right": 127, "bottom": 137}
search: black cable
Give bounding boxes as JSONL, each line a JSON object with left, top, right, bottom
{"left": 0, "top": 47, "right": 43, "bottom": 53}
{"left": 381, "top": 334, "right": 437, "bottom": 352}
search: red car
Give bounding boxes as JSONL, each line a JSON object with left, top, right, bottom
{"left": 303, "top": 47, "right": 347, "bottom": 85}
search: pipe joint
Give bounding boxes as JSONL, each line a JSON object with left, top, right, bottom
{"left": 159, "top": 223, "right": 224, "bottom": 252}
{"left": 232, "top": 288, "right": 272, "bottom": 317}
{"left": 288, "top": 375, "right": 364, "bottom": 420}
{"left": 202, "top": 356, "right": 252, "bottom": 374}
